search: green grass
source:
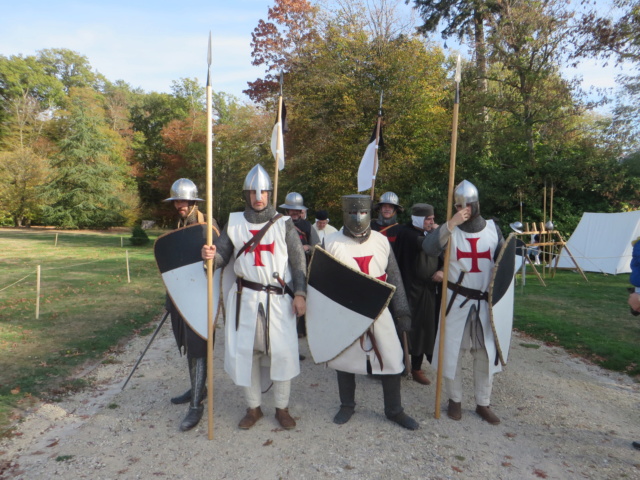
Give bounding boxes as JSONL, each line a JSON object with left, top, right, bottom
{"left": 514, "top": 269, "right": 640, "bottom": 377}
{"left": 0, "top": 228, "right": 167, "bottom": 434}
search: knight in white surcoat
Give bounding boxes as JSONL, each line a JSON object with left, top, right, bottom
{"left": 202, "top": 164, "right": 307, "bottom": 430}
{"left": 323, "top": 194, "right": 419, "bottom": 430}
{"left": 421, "top": 180, "right": 506, "bottom": 425}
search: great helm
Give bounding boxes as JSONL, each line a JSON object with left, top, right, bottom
{"left": 453, "top": 180, "right": 479, "bottom": 208}
{"left": 342, "top": 194, "right": 372, "bottom": 239}
{"left": 164, "top": 178, "right": 203, "bottom": 202}
{"left": 279, "top": 192, "right": 307, "bottom": 211}
{"left": 375, "top": 191, "right": 404, "bottom": 212}
{"left": 243, "top": 164, "right": 272, "bottom": 199}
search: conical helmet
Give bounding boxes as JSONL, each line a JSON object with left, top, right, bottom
{"left": 243, "top": 164, "right": 272, "bottom": 199}
{"left": 453, "top": 180, "right": 479, "bottom": 208}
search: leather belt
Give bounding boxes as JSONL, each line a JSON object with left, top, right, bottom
{"left": 240, "top": 278, "right": 286, "bottom": 295}
{"left": 445, "top": 272, "right": 488, "bottom": 315}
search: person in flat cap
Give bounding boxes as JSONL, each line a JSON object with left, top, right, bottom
{"left": 312, "top": 209, "right": 337, "bottom": 246}
{"left": 393, "top": 203, "right": 443, "bottom": 386}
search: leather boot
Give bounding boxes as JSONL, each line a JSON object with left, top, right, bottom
{"left": 411, "top": 370, "right": 431, "bottom": 385}
{"left": 476, "top": 405, "right": 500, "bottom": 425}
{"left": 239, "top": 407, "right": 263, "bottom": 429}
{"left": 382, "top": 374, "right": 419, "bottom": 430}
{"left": 275, "top": 408, "right": 296, "bottom": 429}
{"left": 447, "top": 399, "right": 462, "bottom": 420}
{"left": 179, "top": 357, "right": 206, "bottom": 431}
{"left": 171, "top": 389, "right": 191, "bottom": 405}
{"left": 333, "top": 371, "right": 356, "bottom": 424}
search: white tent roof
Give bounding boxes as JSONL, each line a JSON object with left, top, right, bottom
{"left": 556, "top": 211, "right": 640, "bottom": 275}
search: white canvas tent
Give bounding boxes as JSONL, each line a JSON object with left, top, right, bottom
{"left": 556, "top": 211, "right": 640, "bottom": 274}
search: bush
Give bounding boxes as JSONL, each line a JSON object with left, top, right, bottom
{"left": 130, "top": 225, "right": 150, "bottom": 246}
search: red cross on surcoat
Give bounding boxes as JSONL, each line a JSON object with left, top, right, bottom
{"left": 353, "top": 255, "right": 387, "bottom": 281}
{"left": 244, "top": 229, "right": 275, "bottom": 267}
{"left": 456, "top": 237, "right": 491, "bottom": 273}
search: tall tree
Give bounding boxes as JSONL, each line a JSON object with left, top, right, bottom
{"left": 245, "top": 0, "right": 320, "bottom": 102}
{"left": 41, "top": 88, "right": 137, "bottom": 229}
{"left": 0, "top": 147, "right": 50, "bottom": 226}
{"left": 483, "top": 0, "right": 577, "bottom": 165}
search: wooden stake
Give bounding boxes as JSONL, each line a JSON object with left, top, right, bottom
{"left": 126, "top": 250, "right": 131, "bottom": 283}
{"left": 54, "top": 233, "right": 58, "bottom": 247}
{"left": 35, "top": 265, "right": 41, "bottom": 319}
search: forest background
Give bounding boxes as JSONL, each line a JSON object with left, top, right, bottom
{"left": 1, "top": 0, "right": 640, "bottom": 234}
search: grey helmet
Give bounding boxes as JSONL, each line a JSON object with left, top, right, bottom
{"left": 375, "top": 191, "right": 403, "bottom": 212}
{"left": 164, "top": 178, "right": 203, "bottom": 202}
{"left": 279, "top": 192, "right": 307, "bottom": 211}
{"left": 509, "top": 221, "right": 524, "bottom": 233}
{"left": 453, "top": 180, "right": 479, "bottom": 208}
{"left": 342, "top": 194, "right": 372, "bottom": 241}
{"left": 243, "top": 164, "right": 272, "bottom": 199}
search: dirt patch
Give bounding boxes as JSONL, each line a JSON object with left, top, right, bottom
{"left": 1, "top": 323, "right": 639, "bottom": 480}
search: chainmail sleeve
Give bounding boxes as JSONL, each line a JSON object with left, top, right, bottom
{"left": 285, "top": 218, "right": 307, "bottom": 296}
{"left": 386, "top": 249, "right": 411, "bottom": 319}
{"left": 421, "top": 224, "right": 449, "bottom": 257}
{"left": 213, "top": 224, "right": 234, "bottom": 269}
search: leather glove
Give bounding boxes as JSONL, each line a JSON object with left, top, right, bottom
{"left": 396, "top": 315, "right": 412, "bottom": 333}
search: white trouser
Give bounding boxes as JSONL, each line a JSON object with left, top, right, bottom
{"left": 243, "top": 352, "right": 291, "bottom": 409}
{"left": 444, "top": 315, "right": 494, "bottom": 406}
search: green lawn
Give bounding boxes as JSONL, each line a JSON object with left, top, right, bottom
{"left": 0, "top": 228, "right": 166, "bottom": 433}
{"left": 514, "top": 269, "right": 640, "bottom": 376}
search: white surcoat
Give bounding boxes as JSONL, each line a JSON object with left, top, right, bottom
{"left": 224, "top": 212, "right": 299, "bottom": 387}
{"left": 324, "top": 230, "right": 404, "bottom": 375}
{"left": 432, "top": 220, "right": 502, "bottom": 378}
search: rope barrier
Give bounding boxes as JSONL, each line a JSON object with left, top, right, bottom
{"left": 0, "top": 274, "right": 32, "bottom": 293}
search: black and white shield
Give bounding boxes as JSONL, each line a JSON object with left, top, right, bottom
{"left": 154, "top": 223, "right": 227, "bottom": 339}
{"left": 306, "top": 247, "right": 395, "bottom": 363}
{"left": 488, "top": 233, "right": 517, "bottom": 366}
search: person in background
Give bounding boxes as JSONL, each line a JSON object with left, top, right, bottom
{"left": 312, "top": 209, "right": 337, "bottom": 246}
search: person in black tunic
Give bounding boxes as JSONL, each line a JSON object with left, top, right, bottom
{"left": 393, "top": 203, "right": 443, "bottom": 385}
{"left": 163, "top": 178, "right": 220, "bottom": 431}
{"left": 371, "top": 191, "right": 403, "bottom": 246}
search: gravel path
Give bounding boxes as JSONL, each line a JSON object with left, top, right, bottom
{"left": 1, "top": 318, "right": 639, "bottom": 480}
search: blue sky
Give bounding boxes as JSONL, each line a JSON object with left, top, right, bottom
{"left": 0, "top": 0, "right": 630, "bottom": 104}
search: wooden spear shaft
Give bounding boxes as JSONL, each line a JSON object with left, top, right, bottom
{"left": 205, "top": 32, "right": 215, "bottom": 440}
{"left": 434, "top": 55, "right": 461, "bottom": 419}
{"left": 273, "top": 94, "right": 283, "bottom": 207}
{"left": 370, "top": 91, "right": 383, "bottom": 201}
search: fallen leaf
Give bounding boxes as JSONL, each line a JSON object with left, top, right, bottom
{"left": 263, "top": 439, "right": 273, "bottom": 446}
{"left": 452, "top": 466, "right": 463, "bottom": 473}
{"left": 502, "top": 462, "right": 512, "bottom": 467}
{"left": 505, "top": 432, "right": 517, "bottom": 438}
{"left": 533, "top": 468, "right": 548, "bottom": 478}
{"left": 46, "top": 440, "right": 59, "bottom": 448}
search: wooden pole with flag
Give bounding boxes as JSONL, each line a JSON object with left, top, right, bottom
{"left": 369, "top": 91, "right": 383, "bottom": 201}
{"left": 272, "top": 71, "right": 284, "bottom": 207}
{"left": 434, "top": 55, "right": 462, "bottom": 419}
{"left": 205, "top": 32, "right": 215, "bottom": 440}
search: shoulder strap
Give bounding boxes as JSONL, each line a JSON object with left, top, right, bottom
{"left": 235, "top": 213, "right": 283, "bottom": 259}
